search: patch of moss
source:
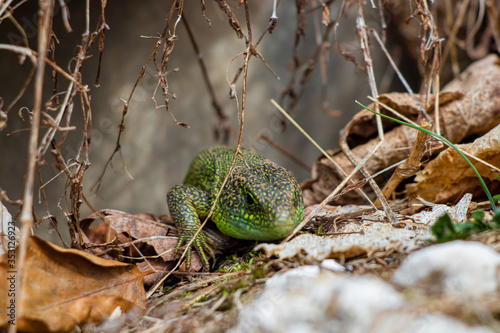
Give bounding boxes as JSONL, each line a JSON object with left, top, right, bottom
{"left": 216, "top": 251, "right": 263, "bottom": 273}
{"left": 316, "top": 226, "right": 325, "bottom": 236}
{"left": 250, "top": 263, "right": 266, "bottom": 280}
{"left": 197, "top": 295, "right": 209, "bottom": 303}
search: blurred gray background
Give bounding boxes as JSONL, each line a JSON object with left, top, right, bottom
{"left": 0, "top": 1, "right": 411, "bottom": 245}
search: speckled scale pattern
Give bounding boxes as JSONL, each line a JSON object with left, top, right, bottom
{"left": 167, "top": 146, "right": 304, "bottom": 270}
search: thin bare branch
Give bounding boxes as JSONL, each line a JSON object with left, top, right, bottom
{"left": 17, "top": 0, "right": 54, "bottom": 327}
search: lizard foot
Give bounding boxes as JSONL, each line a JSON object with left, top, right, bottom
{"left": 176, "top": 229, "right": 216, "bottom": 271}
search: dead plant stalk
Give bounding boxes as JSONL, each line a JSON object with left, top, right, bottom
{"left": 375, "top": 120, "right": 432, "bottom": 206}
{"left": 16, "top": 1, "right": 54, "bottom": 332}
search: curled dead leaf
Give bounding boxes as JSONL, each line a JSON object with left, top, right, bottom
{"left": 0, "top": 236, "right": 146, "bottom": 332}
{"left": 407, "top": 124, "right": 500, "bottom": 203}
{"left": 303, "top": 54, "right": 500, "bottom": 206}
{"left": 81, "top": 210, "right": 223, "bottom": 281}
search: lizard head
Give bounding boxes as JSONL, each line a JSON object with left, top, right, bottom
{"left": 213, "top": 161, "right": 304, "bottom": 241}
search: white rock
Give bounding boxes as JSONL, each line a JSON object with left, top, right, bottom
{"left": 264, "top": 265, "right": 321, "bottom": 291}
{"left": 320, "top": 259, "right": 346, "bottom": 272}
{"left": 401, "top": 314, "right": 495, "bottom": 333}
{"left": 412, "top": 193, "right": 472, "bottom": 225}
{"left": 372, "top": 313, "right": 495, "bottom": 333}
{"left": 230, "top": 264, "right": 494, "bottom": 333}
{"left": 331, "top": 276, "right": 405, "bottom": 333}
{"left": 393, "top": 240, "right": 500, "bottom": 297}
{"left": 230, "top": 268, "right": 404, "bottom": 333}
{"left": 229, "top": 266, "right": 327, "bottom": 333}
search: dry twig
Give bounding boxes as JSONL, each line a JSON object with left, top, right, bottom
{"left": 17, "top": 1, "right": 54, "bottom": 330}
{"left": 376, "top": 120, "right": 432, "bottom": 205}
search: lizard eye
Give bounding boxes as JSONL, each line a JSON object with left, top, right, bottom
{"left": 244, "top": 193, "right": 256, "bottom": 206}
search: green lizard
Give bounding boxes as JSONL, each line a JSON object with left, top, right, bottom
{"left": 167, "top": 146, "right": 304, "bottom": 270}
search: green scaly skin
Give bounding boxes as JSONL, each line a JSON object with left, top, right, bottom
{"left": 167, "top": 146, "right": 304, "bottom": 270}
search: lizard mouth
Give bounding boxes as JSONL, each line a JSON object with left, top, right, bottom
{"left": 267, "top": 213, "right": 299, "bottom": 238}
{"left": 216, "top": 206, "right": 303, "bottom": 242}
{"left": 238, "top": 212, "right": 299, "bottom": 242}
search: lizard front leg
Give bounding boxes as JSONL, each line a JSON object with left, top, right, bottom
{"left": 167, "top": 185, "right": 215, "bottom": 270}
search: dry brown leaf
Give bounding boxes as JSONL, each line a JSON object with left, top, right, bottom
{"left": 81, "top": 210, "right": 179, "bottom": 262}
{"left": 305, "top": 119, "right": 421, "bottom": 205}
{"left": 82, "top": 209, "right": 173, "bottom": 241}
{"left": 303, "top": 54, "right": 500, "bottom": 206}
{"left": 136, "top": 260, "right": 169, "bottom": 286}
{"left": 81, "top": 209, "right": 204, "bottom": 276}
{"left": 0, "top": 236, "right": 145, "bottom": 332}
{"left": 407, "top": 124, "right": 500, "bottom": 203}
